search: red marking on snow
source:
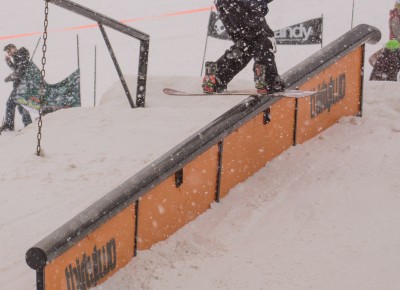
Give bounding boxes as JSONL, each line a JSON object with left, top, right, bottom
{"left": 0, "top": 6, "right": 214, "bottom": 40}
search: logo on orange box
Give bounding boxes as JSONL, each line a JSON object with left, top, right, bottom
{"left": 310, "top": 73, "right": 346, "bottom": 118}
{"left": 65, "top": 238, "right": 117, "bottom": 290}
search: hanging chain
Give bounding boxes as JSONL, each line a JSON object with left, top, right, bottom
{"left": 37, "top": 1, "right": 49, "bottom": 156}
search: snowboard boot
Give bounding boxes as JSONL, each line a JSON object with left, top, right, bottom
{"left": 0, "top": 118, "right": 14, "bottom": 132}
{"left": 254, "top": 63, "right": 285, "bottom": 94}
{"left": 0, "top": 124, "right": 13, "bottom": 134}
{"left": 202, "top": 61, "right": 225, "bottom": 94}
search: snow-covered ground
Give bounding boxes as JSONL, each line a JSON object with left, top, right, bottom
{"left": 0, "top": 0, "right": 399, "bottom": 289}
{"left": 97, "top": 81, "right": 400, "bottom": 290}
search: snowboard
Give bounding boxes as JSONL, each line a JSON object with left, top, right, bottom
{"left": 163, "top": 88, "right": 319, "bottom": 98}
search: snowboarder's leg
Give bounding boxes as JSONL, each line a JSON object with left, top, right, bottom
{"left": 215, "top": 41, "right": 254, "bottom": 86}
{"left": 3, "top": 91, "right": 17, "bottom": 131}
{"left": 202, "top": 41, "right": 254, "bottom": 93}
{"left": 17, "top": 104, "right": 32, "bottom": 127}
{"left": 254, "top": 62, "right": 285, "bottom": 94}
{"left": 202, "top": 61, "right": 226, "bottom": 93}
{"left": 202, "top": 61, "right": 226, "bottom": 94}
{"left": 203, "top": 0, "right": 256, "bottom": 93}
{"left": 252, "top": 28, "right": 285, "bottom": 94}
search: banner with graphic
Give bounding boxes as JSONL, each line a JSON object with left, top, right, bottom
{"left": 274, "top": 17, "right": 322, "bottom": 45}
{"left": 208, "top": 12, "right": 323, "bottom": 45}
{"left": 208, "top": 11, "right": 231, "bottom": 40}
{"left": 15, "top": 61, "right": 81, "bottom": 111}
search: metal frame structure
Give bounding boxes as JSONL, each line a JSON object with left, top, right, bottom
{"left": 46, "top": 0, "right": 150, "bottom": 107}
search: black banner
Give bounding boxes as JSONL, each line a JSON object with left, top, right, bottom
{"left": 274, "top": 17, "right": 323, "bottom": 45}
{"left": 208, "top": 11, "right": 231, "bottom": 40}
{"left": 208, "top": 12, "right": 323, "bottom": 45}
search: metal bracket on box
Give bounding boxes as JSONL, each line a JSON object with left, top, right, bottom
{"left": 175, "top": 168, "right": 183, "bottom": 188}
{"left": 263, "top": 107, "right": 271, "bottom": 124}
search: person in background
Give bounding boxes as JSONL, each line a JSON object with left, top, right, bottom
{"left": 202, "top": 0, "right": 285, "bottom": 95}
{"left": 389, "top": 0, "right": 400, "bottom": 41}
{"left": 1, "top": 43, "right": 32, "bottom": 132}
{"left": 369, "top": 39, "right": 400, "bottom": 81}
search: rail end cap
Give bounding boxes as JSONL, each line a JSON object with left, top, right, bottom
{"left": 26, "top": 247, "right": 47, "bottom": 270}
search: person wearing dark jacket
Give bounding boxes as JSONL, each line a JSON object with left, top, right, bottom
{"left": 202, "top": 0, "right": 284, "bottom": 94}
{"left": 369, "top": 39, "right": 400, "bottom": 81}
{"left": 389, "top": 0, "right": 400, "bottom": 41}
{"left": 2, "top": 43, "right": 32, "bottom": 131}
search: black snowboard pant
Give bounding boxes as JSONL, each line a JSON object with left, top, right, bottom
{"left": 215, "top": 35, "right": 279, "bottom": 87}
{"left": 4, "top": 89, "right": 32, "bottom": 130}
{"left": 214, "top": 5, "right": 279, "bottom": 87}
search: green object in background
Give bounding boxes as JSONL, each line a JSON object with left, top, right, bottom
{"left": 386, "top": 39, "right": 400, "bottom": 51}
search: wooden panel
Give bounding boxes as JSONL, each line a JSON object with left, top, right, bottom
{"left": 45, "top": 204, "right": 135, "bottom": 290}
{"left": 219, "top": 98, "right": 296, "bottom": 198}
{"left": 137, "top": 145, "right": 219, "bottom": 250}
{"left": 296, "top": 47, "right": 363, "bottom": 144}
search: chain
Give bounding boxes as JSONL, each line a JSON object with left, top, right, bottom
{"left": 37, "top": 1, "right": 49, "bottom": 156}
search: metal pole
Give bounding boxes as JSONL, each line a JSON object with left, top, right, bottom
{"left": 351, "top": 0, "right": 355, "bottom": 29}
{"left": 200, "top": 4, "right": 215, "bottom": 76}
{"left": 136, "top": 40, "right": 149, "bottom": 107}
{"left": 76, "top": 34, "right": 80, "bottom": 69}
{"left": 321, "top": 14, "right": 324, "bottom": 48}
{"left": 30, "top": 37, "right": 42, "bottom": 62}
{"left": 36, "top": 269, "right": 44, "bottom": 290}
{"left": 214, "top": 141, "right": 223, "bottom": 203}
{"left": 94, "top": 45, "right": 97, "bottom": 107}
{"left": 134, "top": 200, "right": 139, "bottom": 256}
{"left": 47, "top": 0, "right": 149, "bottom": 41}
{"left": 98, "top": 22, "right": 136, "bottom": 108}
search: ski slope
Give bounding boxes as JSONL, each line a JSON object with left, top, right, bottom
{"left": 0, "top": 0, "right": 399, "bottom": 289}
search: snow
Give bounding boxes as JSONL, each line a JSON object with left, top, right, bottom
{"left": 0, "top": 0, "right": 399, "bottom": 289}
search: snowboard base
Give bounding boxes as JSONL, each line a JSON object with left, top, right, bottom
{"left": 163, "top": 88, "right": 318, "bottom": 98}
